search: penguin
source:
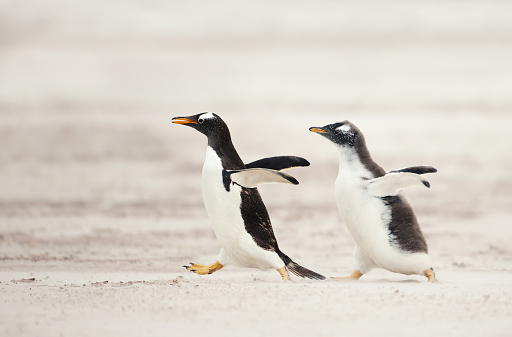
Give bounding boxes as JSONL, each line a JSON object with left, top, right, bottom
{"left": 172, "top": 112, "right": 325, "bottom": 281}
{"left": 309, "top": 120, "right": 436, "bottom": 282}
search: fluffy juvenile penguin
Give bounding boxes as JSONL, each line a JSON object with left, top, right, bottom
{"left": 172, "top": 112, "right": 325, "bottom": 280}
{"left": 310, "top": 120, "right": 436, "bottom": 282}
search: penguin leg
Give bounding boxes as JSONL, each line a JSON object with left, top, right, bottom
{"left": 332, "top": 245, "right": 374, "bottom": 280}
{"left": 277, "top": 266, "right": 289, "bottom": 281}
{"left": 332, "top": 245, "right": 373, "bottom": 280}
{"left": 424, "top": 268, "right": 435, "bottom": 283}
{"left": 184, "top": 261, "right": 223, "bottom": 275}
{"left": 331, "top": 270, "right": 363, "bottom": 281}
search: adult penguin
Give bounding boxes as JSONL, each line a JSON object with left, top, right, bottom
{"left": 173, "top": 112, "right": 325, "bottom": 281}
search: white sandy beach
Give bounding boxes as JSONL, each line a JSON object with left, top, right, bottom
{"left": 1, "top": 1, "right": 512, "bottom": 336}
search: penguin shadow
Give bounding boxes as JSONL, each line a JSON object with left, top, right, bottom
{"left": 391, "top": 279, "right": 422, "bottom": 284}
{"left": 326, "top": 277, "right": 441, "bottom": 284}
{"left": 369, "top": 278, "right": 441, "bottom": 284}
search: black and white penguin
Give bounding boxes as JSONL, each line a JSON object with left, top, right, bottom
{"left": 172, "top": 112, "right": 325, "bottom": 280}
{"left": 310, "top": 120, "right": 436, "bottom": 282}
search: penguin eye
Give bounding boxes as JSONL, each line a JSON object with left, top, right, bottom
{"left": 198, "top": 118, "right": 204, "bottom": 124}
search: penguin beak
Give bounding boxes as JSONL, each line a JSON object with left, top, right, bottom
{"left": 309, "top": 127, "right": 328, "bottom": 134}
{"left": 172, "top": 117, "right": 197, "bottom": 125}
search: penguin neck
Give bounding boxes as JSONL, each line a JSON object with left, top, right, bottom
{"left": 207, "top": 134, "right": 245, "bottom": 170}
{"left": 337, "top": 143, "right": 385, "bottom": 179}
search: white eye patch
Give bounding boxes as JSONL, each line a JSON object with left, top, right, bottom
{"left": 336, "top": 124, "right": 351, "bottom": 133}
{"left": 199, "top": 112, "right": 215, "bottom": 120}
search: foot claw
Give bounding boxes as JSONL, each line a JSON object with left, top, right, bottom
{"left": 183, "top": 263, "right": 198, "bottom": 273}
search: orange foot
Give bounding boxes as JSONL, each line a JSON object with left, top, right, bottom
{"left": 331, "top": 270, "right": 363, "bottom": 281}
{"left": 277, "top": 267, "right": 289, "bottom": 281}
{"left": 184, "top": 261, "right": 223, "bottom": 275}
{"left": 424, "top": 268, "right": 435, "bottom": 283}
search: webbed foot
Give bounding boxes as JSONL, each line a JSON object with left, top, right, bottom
{"left": 331, "top": 270, "right": 363, "bottom": 281}
{"left": 183, "top": 261, "right": 223, "bottom": 275}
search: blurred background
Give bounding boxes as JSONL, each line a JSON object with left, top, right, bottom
{"left": 1, "top": 0, "right": 511, "bottom": 274}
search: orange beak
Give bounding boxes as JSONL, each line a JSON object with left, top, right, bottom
{"left": 172, "top": 117, "right": 197, "bottom": 125}
{"left": 309, "top": 127, "right": 328, "bottom": 134}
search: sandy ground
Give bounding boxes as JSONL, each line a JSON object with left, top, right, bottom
{"left": 1, "top": 1, "right": 512, "bottom": 336}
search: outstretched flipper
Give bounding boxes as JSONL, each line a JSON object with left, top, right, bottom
{"left": 367, "top": 172, "right": 431, "bottom": 197}
{"left": 389, "top": 166, "right": 437, "bottom": 175}
{"left": 225, "top": 168, "right": 299, "bottom": 188}
{"left": 245, "top": 156, "right": 310, "bottom": 171}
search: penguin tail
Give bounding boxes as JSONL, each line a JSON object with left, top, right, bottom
{"left": 279, "top": 252, "right": 326, "bottom": 280}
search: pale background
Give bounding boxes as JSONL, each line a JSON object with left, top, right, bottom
{"left": 1, "top": 1, "right": 511, "bottom": 336}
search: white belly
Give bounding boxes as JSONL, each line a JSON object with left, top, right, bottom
{"left": 201, "top": 147, "right": 283, "bottom": 270}
{"left": 335, "top": 174, "right": 430, "bottom": 274}
{"left": 335, "top": 175, "right": 391, "bottom": 260}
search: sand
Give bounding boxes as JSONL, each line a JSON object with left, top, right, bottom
{"left": 1, "top": 1, "right": 512, "bottom": 336}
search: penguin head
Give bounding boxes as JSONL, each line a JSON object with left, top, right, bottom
{"left": 172, "top": 112, "right": 231, "bottom": 143}
{"left": 309, "top": 120, "right": 362, "bottom": 148}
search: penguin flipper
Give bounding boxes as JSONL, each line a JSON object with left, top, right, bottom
{"left": 367, "top": 172, "right": 430, "bottom": 197}
{"left": 245, "top": 156, "right": 310, "bottom": 171}
{"left": 226, "top": 168, "right": 299, "bottom": 188}
{"left": 389, "top": 166, "right": 437, "bottom": 175}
